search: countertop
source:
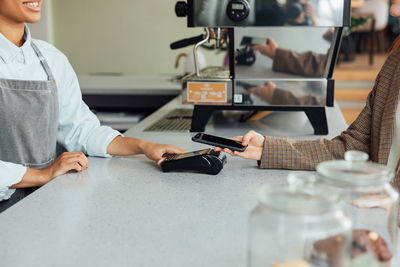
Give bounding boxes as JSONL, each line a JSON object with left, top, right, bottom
{"left": 78, "top": 74, "right": 182, "bottom": 95}
{"left": 0, "top": 96, "right": 397, "bottom": 266}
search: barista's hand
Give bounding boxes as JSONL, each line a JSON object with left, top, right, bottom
{"left": 252, "top": 38, "right": 278, "bottom": 60}
{"left": 107, "top": 136, "right": 185, "bottom": 165}
{"left": 44, "top": 152, "right": 89, "bottom": 180}
{"left": 10, "top": 152, "right": 89, "bottom": 189}
{"left": 141, "top": 142, "right": 186, "bottom": 165}
{"left": 214, "top": 131, "right": 265, "bottom": 160}
{"left": 248, "top": 81, "right": 276, "bottom": 103}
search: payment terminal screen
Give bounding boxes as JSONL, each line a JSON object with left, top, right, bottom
{"left": 175, "top": 149, "right": 210, "bottom": 160}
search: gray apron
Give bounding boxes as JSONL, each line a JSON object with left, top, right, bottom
{"left": 0, "top": 42, "right": 59, "bottom": 212}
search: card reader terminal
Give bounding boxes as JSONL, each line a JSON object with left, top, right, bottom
{"left": 161, "top": 149, "right": 227, "bottom": 175}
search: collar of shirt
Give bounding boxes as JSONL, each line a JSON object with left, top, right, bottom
{"left": 0, "top": 25, "right": 33, "bottom": 65}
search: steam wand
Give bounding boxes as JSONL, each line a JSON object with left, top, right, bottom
{"left": 193, "top": 28, "right": 210, "bottom": 77}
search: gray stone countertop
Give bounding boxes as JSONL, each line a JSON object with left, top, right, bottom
{"left": 78, "top": 74, "right": 181, "bottom": 95}
{"left": 1, "top": 96, "right": 397, "bottom": 266}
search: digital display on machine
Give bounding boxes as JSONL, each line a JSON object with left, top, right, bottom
{"left": 232, "top": 3, "right": 244, "bottom": 10}
{"left": 174, "top": 149, "right": 210, "bottom": 160}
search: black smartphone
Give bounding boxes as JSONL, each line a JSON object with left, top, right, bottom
{"left": 236, "top": 81, "right": 257, "bottom": 91}
{"left": 240, "top": 36, "right": 267, "bottom": 46}
{"left": 192, "top": 133, "right": 247, "bottom": 152}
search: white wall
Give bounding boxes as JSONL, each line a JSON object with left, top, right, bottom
{"left": 51, "top": 0, "right": 224, "bottom": 75}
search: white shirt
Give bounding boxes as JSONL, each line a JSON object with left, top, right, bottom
{"left": 0, "top": 26, "right": 121, "bottom": 199}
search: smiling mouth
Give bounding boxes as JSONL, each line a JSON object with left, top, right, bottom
{"left": 22, "top": 1, "right": 41, "bottom": 12}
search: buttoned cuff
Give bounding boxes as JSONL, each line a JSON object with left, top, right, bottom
{"left": 0, "top": 161, "right": 25, "bottom": 201}
{"left": 0, "top": 188, "right": 16, "bottom": 201}
{"left": 0, "top": 161, "right": 26, "bottom": 188}
{"left": 86, "top": 126, "right": 122, "bottom": 157}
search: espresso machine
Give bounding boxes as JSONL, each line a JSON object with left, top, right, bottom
{"left": 171, "top": 0, "right": 350, "bottom": 135}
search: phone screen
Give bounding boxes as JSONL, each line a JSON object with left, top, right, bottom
{"left": 196, "top": 133, "right": 245, "bottom": 149}
{"left": 240, "top": 36, "right": 266, "bottom": 46}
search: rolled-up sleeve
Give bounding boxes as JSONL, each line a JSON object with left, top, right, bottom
{"left": 56, "top": 56, "right": 121, "bottom": 157}
{"left": 0, "top": 160, "right": 26, "bottom": 201}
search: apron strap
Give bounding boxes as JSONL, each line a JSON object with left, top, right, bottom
{"left": 30, "top": 42, "right": 56, "bottom": 82}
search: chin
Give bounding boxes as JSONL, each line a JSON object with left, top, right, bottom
{"left": 24, "top": 14, "right": 41, "bottom": 23}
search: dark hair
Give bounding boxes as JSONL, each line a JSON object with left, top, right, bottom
{"left": 255, "top": 3, "right": 286, "bottom": 26}
{"left": 286, "top": 3, "right": 303, "bottom": 20}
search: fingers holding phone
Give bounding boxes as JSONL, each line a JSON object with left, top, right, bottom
{"left": 251, "top": 38, "right": 278, "bottom": 59}
{"left": 247, "top": 82, "right": 276, "bottom": 103}
{"left": 242, "top": 131, "right": 265, "bottom": 147}
{"left": 213, "top": 136, "right": 242, "bottom": 153}
{"left": 214, "top": 145, "right": 263, "bottom": 161}
{"left": 209, "top": 131, "right": 265, "bottom": 160}
{"left": 192, "top": 133, "right": 247, "bottom": 152}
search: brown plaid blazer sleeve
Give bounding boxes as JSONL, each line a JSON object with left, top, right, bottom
{"left": 259, "top": 49, "right": 400, "bottom": 191}
{"left": 272, "top": 48, "right": 327, "bottom": 77}
{"left": 271, "top": 88, "right": 325, "bottom": 106}
{"left": 259, "top": 77, "right": 378, "bottom": 170}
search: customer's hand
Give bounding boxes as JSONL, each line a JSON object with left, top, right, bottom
{"left": 304, "top": 1, "right": 317, "bottom": 25}
{"left": 391, "top": 0, "right": 400, "bottom": 16}
{"left": 43, "top": 152, "right": 89, "bottom": 181}
{"left": 252, "top": 38, "right": 278, "bottom": 59}
{"left": 141, "top": 142, "right": 186, "bottom": 165}
{"left": 214, "top": 131, "right": 265, "bottom": 160}
{"left": 248, "top": 81, "right": 276, "bottom": 103}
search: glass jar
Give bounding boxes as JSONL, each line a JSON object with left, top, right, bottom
{"left": 317, "top": 151, "right": 399, "bottom": 265}
{"left": 248, "top": 173, "right": 352, "bottom": 267}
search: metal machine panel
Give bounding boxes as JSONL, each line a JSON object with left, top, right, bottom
{"left": 172, "top": 0, "right": 350, "bottom": 134}
{"left": 189, "top": 0, "right": 348, "bottom": 27}
{"left": 234, "top": 79, "right": 328, "bottom": 107}
{"left": 234, "top": 27, "right": 339, "bottom": 80}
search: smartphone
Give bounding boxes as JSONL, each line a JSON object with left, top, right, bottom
{"left": 240, "top": 36, "right": 267, "bottom": 46}
{"left": 236, "top": 81, "right": 258, "bottom": 91}
{"left": 192, "top": 133, "right": 247, "bottom": 152}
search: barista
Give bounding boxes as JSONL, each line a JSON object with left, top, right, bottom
{"left": 215, "top": 0, "right": 400, "bottom": 192}
{"left": 0, "top": 0, "right": 185, "bottom": 211}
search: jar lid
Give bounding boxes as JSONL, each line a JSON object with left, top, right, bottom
{"left": 316, "top": 151, "right": 394, "bottom": 187}
{"left": 258, "top": 172, "right": 343, "bottom": 214}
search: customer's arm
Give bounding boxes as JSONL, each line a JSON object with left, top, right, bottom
{"left": 272, "top": 48, "right": 327, "bottom": 77}
{"left": 251, "top": 38, "right": 327, "bottom": 77}
{"left": 248, "top": 81, "right": 325, "bottom": 106}
{"left": 271, "top": 88, "right": 324, "bottom": 106}
{"left": 217, "top": 74, "right": 378, "bottom": 169}
{"left": 258, "top": 76, "right": 377, "bottom": 170}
